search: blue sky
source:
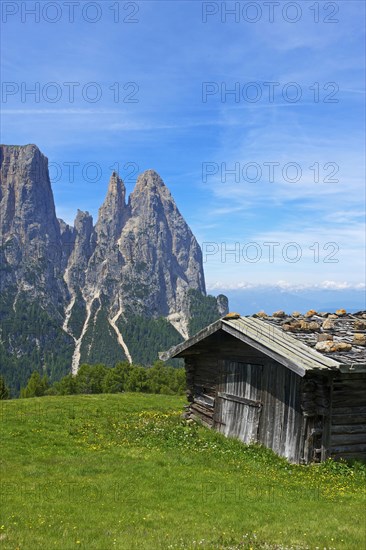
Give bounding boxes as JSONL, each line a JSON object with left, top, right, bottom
{"left": 1, "top": 0, "right": 365, "bottom": 294}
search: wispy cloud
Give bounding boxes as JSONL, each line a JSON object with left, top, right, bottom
{"left": 2, "top": 109, "right": 132, "bottom": 115}
{"left": 1, "top": 0, "right": 364, "bottom": 291}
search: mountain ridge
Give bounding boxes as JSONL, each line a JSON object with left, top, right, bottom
{"left": 0, "top": 144, "right": 228, "bottom": 394}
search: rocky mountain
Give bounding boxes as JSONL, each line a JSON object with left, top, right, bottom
{"left": 0, "top": 144, "right": 66, "bottom": 309}
{"left": 0, "top": 144, "right": 228, "bottom": 394}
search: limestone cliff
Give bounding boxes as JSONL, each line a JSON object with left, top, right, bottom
{"left": 0, "top": 144, "right": 228, "bottom": 391}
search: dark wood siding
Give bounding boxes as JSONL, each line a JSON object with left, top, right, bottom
{"left": 300, "top": 375, "right": 332, "bottom": 464}
{"left": 185, "top": 356, "right": 220, "bottom": 427}
{"left": 330, "top": 373, "right": 366, "bottom": 461}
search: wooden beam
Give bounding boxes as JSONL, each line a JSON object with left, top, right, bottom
{"left": 217, "top": 391, "right": 262, "bottom": 407}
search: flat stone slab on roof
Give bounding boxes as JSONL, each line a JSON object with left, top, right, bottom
{"left": 255, "top": 310, "right": 366, "bottom": 365}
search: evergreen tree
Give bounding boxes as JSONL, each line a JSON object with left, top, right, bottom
{"left": 125, "top": 366, "right": 148, "bottom": 392}
{"left": 47, "top": 361, "right": 186, "bottom": 397}
{"left": 75, "top": 364, "right": 108, "bottom": 394}
{"left": 0, "top": 375, "right": 10, "bottom": 400}
{"left": 20, "top": 372, "right": 49, "bottom": 398}
{"left": 52, "top": 373, "right": 77, "bottom": 395}
{"left": 102, "top": 369, "right": 124, "bottom": 394}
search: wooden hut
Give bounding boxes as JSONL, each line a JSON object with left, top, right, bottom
{"left": 160, "top": 310, "right": 366, "bottom": 464}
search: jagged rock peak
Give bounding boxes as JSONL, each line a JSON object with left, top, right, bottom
{"left": 96, "top": 172, "right": 126, "bottom": 217}
{"left": 1, "top": 143, "right": 40, "bottom": 155}
{"left": 0, "top": 143, "right": 65, "bottom": 310}
{"left": 108, "top": 171, "right": 126, "bottom": 197}
{"left": 75, "top": 209, "right": 93, "bottom": 226}
{"left": 136, "top": 169, "right": 165, "bottom": 185}
{"left": 131, "top": 169, "right": 169, "bottom": 196}
{"left": 129, "top": 170, "right": 179, "bottom": 219}
{"left": 58, "top": 218, "right": 73, "bottom": 233}
{"left": 95, "top": 172, "right": 127, "bottom": 240}
{"left": 1, "top": 143, "right": 48, "bottom": 183}
{"left": 0, "top": 143, "right": 59, "bottom": 239}
{"left": 0, "top": 144, "right": 49, "bottom": 185}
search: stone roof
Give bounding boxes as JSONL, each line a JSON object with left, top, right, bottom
{"left": 253, "top": 309, "right": 366, "bottom": 365}
{"left": 160, "top": 310, "right": 366, "bottom": 374}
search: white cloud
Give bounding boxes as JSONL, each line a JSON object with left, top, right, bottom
{"left": 206, "top": 280, "right": 366, "bottom": 292}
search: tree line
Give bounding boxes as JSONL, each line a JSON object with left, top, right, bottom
{"left": 0, "top": 361, "right": 186, "bottom": 400}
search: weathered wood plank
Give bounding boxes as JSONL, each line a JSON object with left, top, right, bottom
{"left": 330, "top": 443, "right": 366, "bottom": 454}
{"left": 321, "top": 376, "right": 332, "bottom": 462}
{"left": 331, "top": 406, "right": 366, "bottom": 415}
{"left": 190, "top": 408, "right": 214, "bottom": 426}
{"left": 195, "top": 396, "right": 214, "bottom": 409}
{"left": 217, "top": 391, "right": 262, "bottom": 407}
{"left": 331, "top": 424, "right": 366, "bottom": 434}
{"left": 333, "top": 373, "right": 366, "bottom": 380}
{"left": 332, "top": 414, "right": 366, "bottom": 425}
{"left": 330, "top": 452, "right": 366, "bottom": 461}
{"left": 332, "top": 385, "right": 366, "bottom": 393}
{"left": 191, "top": 402, "right": 214, "bottom": 417}
{"left": 330, "top": 433, "right": 366, "bottom": 444}
{"left": 332, "top": 380, "right": 360, "bottom": 387}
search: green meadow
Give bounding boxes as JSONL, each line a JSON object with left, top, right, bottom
{"left": 0, "top": 394, "right": 365, "bottom": 549}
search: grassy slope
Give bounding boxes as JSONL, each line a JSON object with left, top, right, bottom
{"left": 0, "top": 394, "right": 365, "bottom": 550}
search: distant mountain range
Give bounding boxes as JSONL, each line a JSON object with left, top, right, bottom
{"left": 0, "top": 144, "right": 227, "bottom": 394}
{"left": 221, "top": 287, "right": 365, "bottom": 316}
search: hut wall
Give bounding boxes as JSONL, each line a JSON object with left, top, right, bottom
{"left": 184, "top": 355, "right": 220, "bottom": 427}
{"left": 183, "top": 335, "right": 265, "bottom": 428}
{"left": 329, "top": 373, "right": 366, "bottom": 461}
{"left": 214, "top": 359, "right": 304, "bottom": 463}
{"left": 299, "top": 374, "right": 332, "bottom": 464}
{"left": 185, "top": 346, "right": 306, "bottom": 463}
{"left": 183, "top": 331, "right": 365, "bottom": 464}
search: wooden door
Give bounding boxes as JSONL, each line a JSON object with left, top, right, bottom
{"left": 214, "top": 361, "right": 263, "bottom": 444}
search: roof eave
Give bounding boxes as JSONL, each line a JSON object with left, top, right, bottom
{"left": 159, "top": 316, "right": 365, "bottom": 375}
{"left": 158, "top": 318, "right": 223, "bottom": 361}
